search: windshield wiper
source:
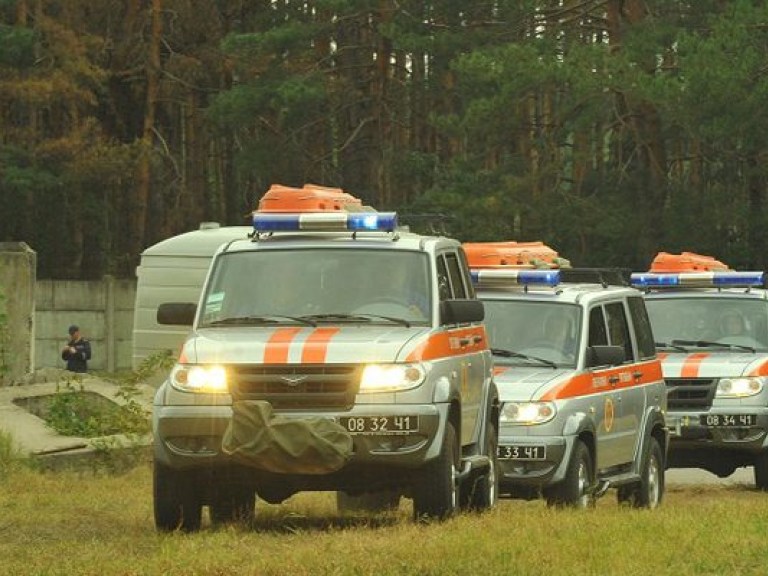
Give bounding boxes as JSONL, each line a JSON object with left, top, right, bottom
{"left": 299, "top": 313, "right": 411, "bottom": 328}
{"left": 491, "top": 348, "right": 558, "bottom": 369}
{"left": 655, "top": 341, "right": 689, "bottom": 352}
{"left": 207, "top": 315, "right": 317, "bottom": 327}
{"left": 671, "top": 339, "right": 755, "bottom": 353}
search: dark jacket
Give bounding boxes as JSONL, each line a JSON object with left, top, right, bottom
{"left": 62, "top": 338, "right": 92, "bottom": 373}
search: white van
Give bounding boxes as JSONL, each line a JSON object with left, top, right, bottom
{"left": 132, "top": 223, "right": 251, "bottom": 370}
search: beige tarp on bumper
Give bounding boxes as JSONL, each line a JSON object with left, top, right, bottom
{"left": 222, "top": 400, "right": 353, "bottom": 475}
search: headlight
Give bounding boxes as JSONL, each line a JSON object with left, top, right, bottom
{"left": 500, "top": 402, "right": 556, "bottom": 425}
{"left": 716, "top": 377, "right": 764, "bottom": 398}
{"left": 170, "top": 364, "right": 229, "bottom": 393}
{"left": 359, "top": 363, "right": 426, "bottom": 393}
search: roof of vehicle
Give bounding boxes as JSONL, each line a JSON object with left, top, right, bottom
{"left": 464, "top": 241, "right": 638, "bottom": 306}
{"left": 213, "top": 182, "right": 458, "bottom": 255}
{"left": 140, "top": 223, "right": 252, "bottom": 258}
{"left": 632, "top": 251, "right": 766, "bottom": 296}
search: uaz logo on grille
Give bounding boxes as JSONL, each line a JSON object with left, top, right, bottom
{"left": 280, "top": 375, "right": 309, "bottom": 387}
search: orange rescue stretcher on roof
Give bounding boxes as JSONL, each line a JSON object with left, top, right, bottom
{"left": 463, "top": 241, "right": 570, "bottom": 269}
{"left": 649, "top": 251, "right": 730, "bottom": 273}
{"left": 258, "top": 183, "right": 363, "bottom": 212}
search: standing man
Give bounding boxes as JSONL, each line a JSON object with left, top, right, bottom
{"left": 61, "top": 325, "right": 91, "bottom": 373}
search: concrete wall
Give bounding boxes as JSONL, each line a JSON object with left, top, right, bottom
{"left": 0, "top": 243, "right": 36, "bottom": 383}
{"left": 35, "top": 277, "right": 137, "bottom": 373}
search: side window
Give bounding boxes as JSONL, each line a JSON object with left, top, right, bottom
{"left": 457, "top": 248, "right": 476, "bottom": 298}
{"left": 436, "top": 256, "right": 452, "bottom": 301}
{"left": 628, "top": 296, "right": 656, "bottom": 360}
{"left": 588, "top": 307, "right": 609, "bottom": 347}
{"left": 445, "top": 252, "right": 468, "bottom": 299}
{"left": 606, "top": 302, "right": 634, "bottom": 362}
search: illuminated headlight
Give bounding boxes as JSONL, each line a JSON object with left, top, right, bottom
{"left": 359, "top": 363, "right": 426, "bottom": 393}
{"left": 170, "top": 364, "right": 229, "bottom": 393}
{"left": 500, "top": 402, "right": 556, "bottom": 425}
{"left": 716, "top": 377, "right": 764, "bottom": 398}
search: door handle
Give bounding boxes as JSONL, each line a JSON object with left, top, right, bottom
{"left": 633, "top": 371, "right": 643, "bottom": 380}
{"left": 608, "top": 376, "right": 620, "bottom": 386}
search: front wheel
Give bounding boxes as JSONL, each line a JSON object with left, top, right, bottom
{"left": 545, "top": 439, "right": 593, "bottom": 509}
{"left": 617, "top": 436, "right": 664, "bottom": 509}
{"left": 413, "top": 421, "right": 459, "bottom": 521}
{"left": 153, "top": 461, "right": 202, "bottom": 532}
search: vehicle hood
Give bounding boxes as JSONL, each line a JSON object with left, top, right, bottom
{"left": 492, "top": 365, "right": 574, "bottom": 402}
{"left": 181, "top": 325, "right": 433, "bottom": 364}
{"left": 659, "top": 351, "right": 768, "bottom": 378}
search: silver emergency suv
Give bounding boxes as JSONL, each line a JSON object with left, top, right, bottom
{"left": 152, "top": 197, "right": 499, "bottom": 531}
{"left": 470, "top": 262, "right": 668, "bottom": 508}
{"left": 632, "top": 260, "right": 768, "bottom": 488}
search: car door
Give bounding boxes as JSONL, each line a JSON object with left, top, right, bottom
{"left": 437, "top": 250, "right": 486, "bottom": 446}
{"left": 588, "top": 303, "right": 629, "bottom": 470}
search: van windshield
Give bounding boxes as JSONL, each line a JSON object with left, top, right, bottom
{"left": 198, "top": 248, "right": 432, "bottom": 327}
{"left": 645, "top": 297, "right": 768, "bottom": 352}
{"left": 481, "top": 300, "right": 581, "bottom": 368}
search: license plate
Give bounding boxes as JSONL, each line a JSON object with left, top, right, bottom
{"left": 497, "top": 445, "right": 546, "bottom": 461}
{"left": 338, "top": 415, "right": 419, "bottom": 435}
{"left": 700, "top": 414, "right": 757, "bottom": 427}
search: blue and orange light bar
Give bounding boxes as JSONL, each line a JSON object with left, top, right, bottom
{"left": 471, "top": 268, "right": 561, "bottom": 289}
{"left": 630, "top": 271, "right": 764, "bottom": 289}
{"left": 252, "top": 211, "right": 398, "bottom": 233}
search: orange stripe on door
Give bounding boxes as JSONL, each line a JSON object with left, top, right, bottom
{"left": 302, "top": 327, "right": 340, "bottom": 363}
{"left": 264, "top": 327, "right": 302, "bottom": 364}
{"left": 405, "top": 326, "right": 488, "bottom": 362}
{"left": 539, "top": 360, "right": 663, "bottom": 401}
{"left": 681, "top": 353, "right": 710, "bottom": 378}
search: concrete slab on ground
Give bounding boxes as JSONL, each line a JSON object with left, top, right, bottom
{"left": 0, "top": 370, "right": 155, "bottom": 461}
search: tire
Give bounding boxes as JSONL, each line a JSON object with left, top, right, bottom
{"left": 754, "top": 451, "right": 768, "bottom": 491}
{"left": 545, "top": 439, "right": 593, "bottom": 509}
{"left": 617, "top": 437, "right": 664, "bottom": 509}
{"left": 413, "top": 421, "right": 460, "bottom": 521}
{"left": 461, "top": 422, "right": 499, "bottom": 511}
{"left": 210, "top": 485, "right": 256, "bottom": 525}
{"left": 336, "top": 490, "right": 401, "bottom": 513}
{"left": 153, "top": 461, "right": 202, "bottom": 532}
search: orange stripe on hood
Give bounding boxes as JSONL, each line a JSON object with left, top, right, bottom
{"left": 681, "top": 353, "right": 710, "bottom": 378}
{"left": 302, "top": 327, "right": 340, "bottom": 363}
{"left": 405, "top": 326, "right": 488, "bottom": 362}
{"left": 264, "top": 327, "right": 302, "bottom": 364}
{"left": 749, "top": 360, "right": 768, "bottom": 376}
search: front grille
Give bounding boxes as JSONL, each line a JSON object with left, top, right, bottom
{"left": 666, "top": 378, "right": 718, "bottom": 410}
{"left": 229, "top": 364, "right": 361, "bottom": 410}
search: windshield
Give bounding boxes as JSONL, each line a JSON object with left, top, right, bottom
{"left": 645, "top": 297, "right": 768, "bottom": 352}
{"left": 198, "top": 248, "right": 432, "bottom": 327}
{"left": 481, "top": 300, "right": 581, "bottom": 368}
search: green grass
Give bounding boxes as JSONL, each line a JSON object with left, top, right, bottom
{"left": 1, "top": 461, "right": 767, "bottom": 576}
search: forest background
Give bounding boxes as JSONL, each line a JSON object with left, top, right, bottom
{"left": 1, "top": 0, "right": 767, "bottom": 279}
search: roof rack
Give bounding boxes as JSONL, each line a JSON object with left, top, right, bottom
{"left": 560, "top": 268, "right": 630, "bottom": 286}
{"left": 463, "top": 241, "right": 571, "bottom": 269}
{"left": 649, "top": 251, "right": 730, "bottom": 273}
{"left": 251, "top": 183, "right": 397, "bottom": 236}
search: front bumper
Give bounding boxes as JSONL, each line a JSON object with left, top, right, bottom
{"left": 153, "top": 402, "right": 446, "bottom": 471}
{"left": 496, "top": 433, "right": 571, "bottom": 491}
{"left": 667, "top": 409, "right": 768, "bottom": 453}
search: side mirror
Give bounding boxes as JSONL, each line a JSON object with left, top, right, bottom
{"left": 157, "top": 302, "right": 197, "bottom": 326}
{"left": 440, "top": 299, "right": 485, "bottom": 325}
{"left": 586, "top": 345, "right": 625, "bottom": 368}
